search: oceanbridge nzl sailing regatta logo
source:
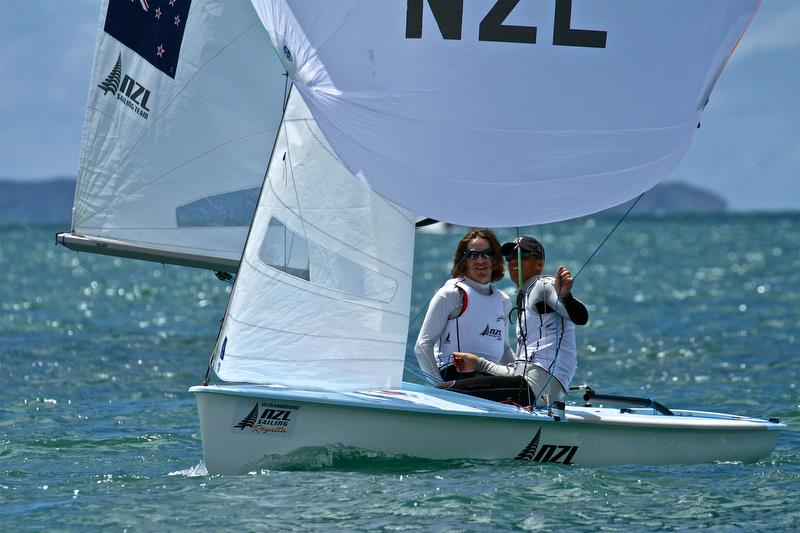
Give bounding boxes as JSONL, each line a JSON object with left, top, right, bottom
{"left": 233, "top": 401, "right": 299, "bottom": 437}
{"left": 97, "top": 54, "right": 151, "bottom": 120}
{"left": 515, "top": 428, "right": 578, "bottom": 464}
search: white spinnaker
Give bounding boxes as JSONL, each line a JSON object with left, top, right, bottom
{"left": 251, "top": 0, "right": 759, "bottom": 227}
{"left": 71, "top": 0, "right": 286, "bottom": 268}
{"left": 214, "top": 88, "right": 415, "bottom": 391}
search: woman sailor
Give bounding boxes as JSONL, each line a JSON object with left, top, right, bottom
{"left": 414, "top": 229, "right": 513, "bottom": 381}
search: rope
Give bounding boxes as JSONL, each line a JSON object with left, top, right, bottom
{"left": 574, "top": 192, "right": 644, "bottom": 280}
{"left": 510, "top": 226, "right": 534, "bottom": 408}
{"left": 521, "top": 194, "right": 644, "bottom": 406}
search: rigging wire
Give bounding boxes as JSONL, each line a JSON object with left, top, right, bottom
{"left": 510, "top": 226, "right": 534, "bottom": 409}
{"left": 202, "top": 72, "right": 292, "bottom": 386}
{"left": 535, "top": 221, "right": 561, "bottom": 407}
{"left": 521, "top": 193, "right": 645, "bottom": 406}
{"left": 413, "top": 194, "right": 646, "bottom": 403}
{"left": 573, "top": 193, "right": 644, "bottom": 281}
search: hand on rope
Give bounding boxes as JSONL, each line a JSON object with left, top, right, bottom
{"left": 554, "top": 265, "right": 573, "bottom": 299}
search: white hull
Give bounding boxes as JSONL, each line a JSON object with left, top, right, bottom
{"left": 190, "top": 383, "right": 784, "bottom": 475}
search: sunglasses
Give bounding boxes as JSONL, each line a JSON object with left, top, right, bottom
{"left": 464, "top": 248, "right": 495, "bottom": 260}
{"left": 504, "top": 251, "right": 539, "bottom": 261}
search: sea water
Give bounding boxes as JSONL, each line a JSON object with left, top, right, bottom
{"left": 1, "top": 215, "right": 798, "bottom": 531}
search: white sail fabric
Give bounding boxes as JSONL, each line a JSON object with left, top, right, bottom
{"left": 213, "top": 88, "right": 415, "bottom": 391}
{"left": 251, "top": 0, "right": 759, "bottom": 227}
{"left": 70, "top": 0, "right": 287, "bottom": 269}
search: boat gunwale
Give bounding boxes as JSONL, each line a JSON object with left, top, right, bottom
{"left": 189, "top": 383, "right": 786, "bottom": 432}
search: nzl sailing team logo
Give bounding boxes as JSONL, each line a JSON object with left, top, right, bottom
{"left": 233, "top": 401, "right": 300, "bottom": 437}
{"left": 97, "top": 54, "right": 152, "bottom": 120}
{"left": 479, "top": 324, "right": 502, "bottom": 340}
{"left": 515, "top": 429, "right": 578, "bottom": 464}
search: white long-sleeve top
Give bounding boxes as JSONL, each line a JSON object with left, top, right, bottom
{"left": 476, "top": 274, "right": 587, "bottom": 391}
{"left": 414, "top": 277, "right": 514, "bottom": 382}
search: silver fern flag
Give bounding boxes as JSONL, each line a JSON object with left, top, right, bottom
{"left": 103, "top": 0, "right": 192, "bottom": 78}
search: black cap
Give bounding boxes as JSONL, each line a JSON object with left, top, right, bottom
{"left": 500, "top": 236, "right": 544, "bottom": 260}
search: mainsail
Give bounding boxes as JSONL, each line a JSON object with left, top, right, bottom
{"left": 212, "top": 88, "right": 415, "bottom": 390}
{"left": 251, "top": 0, "right": 760, "bottom": 227}
{"left": 58, "top": 0, "right": 288, "bottom": 271}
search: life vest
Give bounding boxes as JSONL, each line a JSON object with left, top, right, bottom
{"left": 434, "top": 280, "right": 508, "bottom": 369}
{"left": 517, "top": 276, "right": 577, "bottom": 390}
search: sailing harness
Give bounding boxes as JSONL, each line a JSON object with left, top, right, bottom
{"left": 436, "top": 284, "right": 468, "bottom": 381}
{"left": 511, "top": 275, "right": 568, "bottom": 407}
{"left": 406, "top": 247, "right": 483, "bottom": 383}
{"left": 508, "top": 194, "right": 644, "bottom": 406}
{"left": 435, "top": 280, "right": 508, "bottom": 380}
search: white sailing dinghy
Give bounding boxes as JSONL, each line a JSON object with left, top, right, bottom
{"left": 61, "top": 0, "right": 785, "bottom": 474}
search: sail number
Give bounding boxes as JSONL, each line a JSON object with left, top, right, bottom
{"left": 406, "top": 0, "right": 607, "bottom": 48}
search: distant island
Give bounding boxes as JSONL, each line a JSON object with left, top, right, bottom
{"left": 0, "top": 177, "right": 729, "bottom": 225}
{"left": 602, "top": 181, "right": 727, "bottom": 216}
{"left": 0, "top": 177, "right": 76, "bottom": 225}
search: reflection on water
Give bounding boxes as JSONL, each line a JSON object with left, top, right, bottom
{"left": 1, "top": 216, "right": 798, "bottom": 531}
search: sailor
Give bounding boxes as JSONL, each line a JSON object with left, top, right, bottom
{"left": 414, "top": 229, "right": 514, "bottom": 382}
{"left": 445, "top": 236, "right": 589, "bottom": 407}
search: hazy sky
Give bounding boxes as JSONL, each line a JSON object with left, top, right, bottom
{"left": 1, "top": 0, "right": 798, "bottom": 211}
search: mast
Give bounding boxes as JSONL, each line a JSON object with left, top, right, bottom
{"left": 204, "top": 76, "right": 293, "bottom": 383}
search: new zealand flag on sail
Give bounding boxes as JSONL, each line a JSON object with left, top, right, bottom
{"left": 103, "top": 0, "right": 192, "bottom": 79}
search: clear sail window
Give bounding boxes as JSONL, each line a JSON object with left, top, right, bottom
{"left": 259, "top": 218, "right": 310, "bottom": 280}
{"left": 259, "top": 217, "right": 397, "bottom": 302}
{"left": 176, "top": 187, "right": 260, "bottom": 227}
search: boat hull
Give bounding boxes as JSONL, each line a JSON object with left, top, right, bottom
{"left": 190, "top": 383, "right": 784, "bottom": 475}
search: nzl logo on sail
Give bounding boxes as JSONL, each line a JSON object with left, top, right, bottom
{"left": 97, "top": 53, "right": 152, "bottom": 120}
{"left": 234, "top": 401, "right": 300, "bottom": 436}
